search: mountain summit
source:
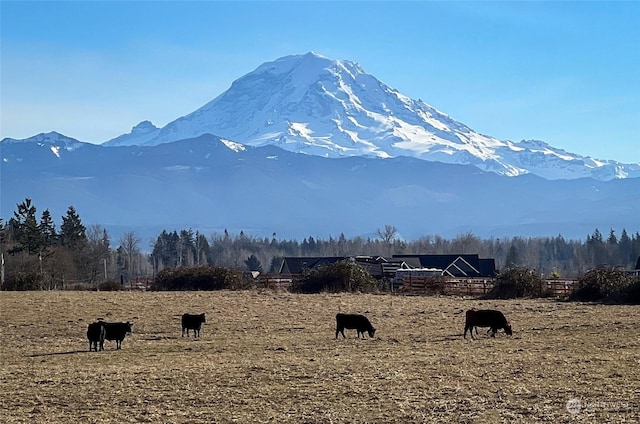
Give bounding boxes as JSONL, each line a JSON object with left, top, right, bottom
{"left": 106, "top": 52, "right": 638, "bottom": 180}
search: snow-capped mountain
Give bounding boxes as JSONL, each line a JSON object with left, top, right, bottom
{"left": 104, "top": 52, "right": 639, "bottom": 181}
{"left": 2, "top": 131, "right": 86, "bottom": 154}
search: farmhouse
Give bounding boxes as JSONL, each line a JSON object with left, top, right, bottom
{"left": 269, "top": 254, "right": 498, "bottom": 294}
{"left": 277, "top": 254, "right": 496, "bottom": 280}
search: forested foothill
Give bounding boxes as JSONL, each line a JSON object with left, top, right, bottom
{"left": 2, "top": 198, "right": 639, "bottom": 303}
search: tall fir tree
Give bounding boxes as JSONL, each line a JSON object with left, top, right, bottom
{"left": 60, "top": 206, "right": 87, "bottom": 250}
{"left": 12, "top": 198, "right": 43, "bottom": 254}
{"left": 618, "top": 229, "right": 633, "bottom": 264}
{"left": 39, "top": 209, "right": 58, "bottom": 248}
{"left": 505, "top": 245, "right": 519, "bottom": 268}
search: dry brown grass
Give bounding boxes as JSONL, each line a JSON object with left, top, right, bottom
{"left": 1, "top": 290, "right": 639, "bottom": 423}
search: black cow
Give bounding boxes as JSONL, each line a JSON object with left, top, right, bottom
{"left": 335, "top": 313, "right": 376, "bottom": 339}
{"left": 87, "top": 321, "right": 106, "bottom": 352}
{"left": 464, "top": 309, "right": 512, "bottom": 339}
{"left": 182, "top": 313, "right": 206, "bottom": 338}
{"left": 103, "top": 321, "right": 133, "bottom": 349}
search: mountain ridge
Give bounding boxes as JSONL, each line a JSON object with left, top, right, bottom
{"left": 2, "top": 133, "right": 638, "bottom": 244}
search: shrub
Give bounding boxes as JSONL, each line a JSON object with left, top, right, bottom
{"left": 623, "top": 277, "right": 640, "bottom": 304}
{"left": 2, "top": 271, "right": 45, "bottom": 291}
{"left": 484, "top": 267, "right": 545, "bottom": 299}
{"left": 569, "top": 266, "right": 630, "bottom": 302}
{"left": 65, "top": 283, "right": 94, "bottom": 291}
{"left": 153, "top": 266, "right": 251, "bottom": 291}
{"left": 290, "top": 260, "right": 377, "bottom": 294}
{"left": 98, "top": 280, "right": 123, "bottom": 291}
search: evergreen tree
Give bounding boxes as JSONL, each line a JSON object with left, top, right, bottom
{"left": 268, "top": 256, "right": 283, "bottom": 273}
{"left": 178, "top": 229, "right": 196, "bottom": 266}
{"left": 591, "top": 229, "right": 604, "bottom": 242}
{"left": 151, "top": 230, "right": 180, "bottom": 271}
{"left": 245, "top": 254, "right": 263, "bottom": 272}
{"left": 194, "top": 232, "right": 211, "bottom": 265}
{"left": 39, "top": 209, "right": 58, "bottom": 247}
{"left": 586, "top": 228, "right": 606, "bottom": 265}
{"left": 505, "top": 245, "right": 519, "bottom": 268}
{"left": 12, "top": 198, "right": 43, "bottom": 254}
{"left": 606, "top": 228, "right": 621, "bottom": 265}
{"left": 619, "top": 229, "right": 633, "bottom": 264}
{"left": 301, "top": 237, "right": 316, "bottom": 255}
{"left": 337, "top": 233, "right": 347, "bottom": 256}
{"left": 60, "top": 206, "right": 87, "bottom": 250}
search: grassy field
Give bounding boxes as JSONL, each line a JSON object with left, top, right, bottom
{"left": 1, "top": 290, "right": 638, "bottom": 423}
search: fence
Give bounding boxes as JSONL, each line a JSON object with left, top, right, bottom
{"left": 129, "top": 277, "right": 154, "bottom": 291}
{"left": 256, "top": 273, "right": 579, "bottom": 297}
{"left": 258, "top": 274, "right": 295, "bottom": 290}
{"left": 401, "top": 276, "right": 495, "bottom": 296}
{"left": 544, "top": 279, "right": 578, "bottom": 297}
{"left": 401, "top": 276, "right": 578, "bottom": 297}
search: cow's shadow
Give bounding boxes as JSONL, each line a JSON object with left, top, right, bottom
{"left": 431, "top": 331, "right": 517, "bottom": 342}
{"left": 28, "top": 350, "right": 88, "bottom": 357}
{"left": 430, "top": 334, "right": 465, "bottom": 342}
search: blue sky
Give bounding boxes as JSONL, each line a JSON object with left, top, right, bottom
{"left": 2, "top": 1, "right": 639, "bottom": 163}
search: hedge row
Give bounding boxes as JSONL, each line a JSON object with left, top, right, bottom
{"left": 153, "top": 266, "right": 252, "bottom": 291}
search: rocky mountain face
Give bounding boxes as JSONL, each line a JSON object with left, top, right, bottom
{"left": 104, "top": 52, "right": 639, "bottom": 181}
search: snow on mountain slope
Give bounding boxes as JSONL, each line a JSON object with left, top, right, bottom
{"left": 1, "top": 132, "right": 245, "bottom": 173}
{"left": 2, "top": 131, "right": 85, "bottom": 151}
{"left": 104, "top": 52, "right": 639, "bottom": 181}
{"left": 1, "top": 132, "right": 88, "bottom": 164}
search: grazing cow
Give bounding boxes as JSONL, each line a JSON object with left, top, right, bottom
{"left": 103, "top": 321, "right": 133, "bottom": 349}
{"left": 87, "top": 321, "right": 106, "bottom": 352}
{"left": 335, "top": 313, "right": 376, "bottom": 339}
{"left": 182, "top": 313, "right": 206, "bottom": 338}
{"left": 464, "top": 309, "right": 512, "bottom": 339}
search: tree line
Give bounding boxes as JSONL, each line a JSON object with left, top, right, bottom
{"left": 2, "top": 198, "right": 639, "bottom": 289}
{"left": 1, "top": 198, "right": 149, "bottom": 289}
{"left": 149, "top": 225, "right": 640, "bottom": 278}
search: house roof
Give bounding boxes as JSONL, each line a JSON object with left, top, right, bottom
{"left": 392, "top": 254, "right": 496, "bottom": 278}
{"left": 279, "top": 257, "right": 345, "bottom": 274}
{"left": 478, "top": 258, "right": 497, "bottom": 277}
{"left": 278, "top": 256, "right": 413, "bottom": 279}
{"left": 278, "top": 254, "right": 496, "bottom": 278}
{"left": 635, "top": 256, "right": 640, "bottom": 270}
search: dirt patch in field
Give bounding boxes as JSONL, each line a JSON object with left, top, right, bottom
{"left": 1, "top": 290, "right": 638, "bottom": 423}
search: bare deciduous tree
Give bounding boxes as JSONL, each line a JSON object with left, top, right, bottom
{"left": 377, "top": 225, "right": 398, "bottom": 256}
{"left": 119, "top": 231, "right": 141, "bottom": 282}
